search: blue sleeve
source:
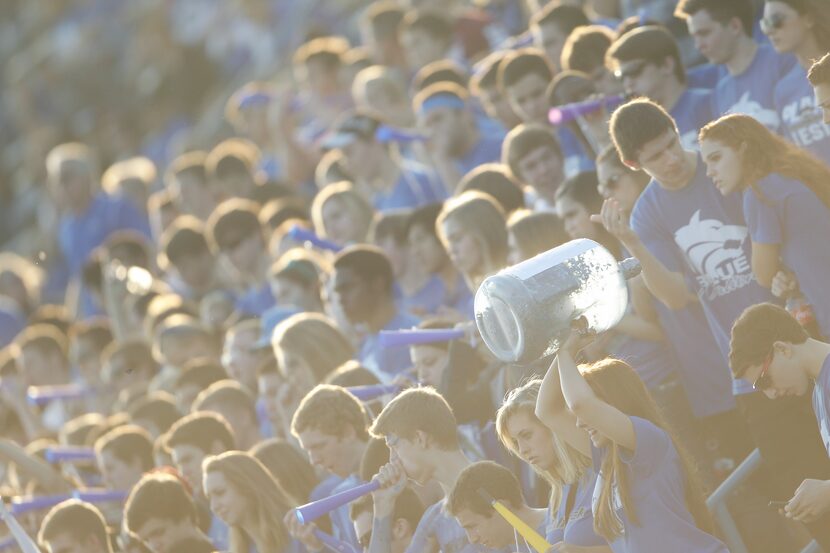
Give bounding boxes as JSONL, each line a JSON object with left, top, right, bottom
{"left": 743, "top": 188, "right": 782, "bottom": 245}
{"left": 115, "top": 198, "right": 152, "bottom": 238}
{"left": 630, "top": 193, "right": 684, "bottom": 273}
{"left": 620, "top": 416, "right": 670, "bottom": 477}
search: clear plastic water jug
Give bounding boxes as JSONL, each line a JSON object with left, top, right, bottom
{"left": 475, "top": 239, "right": 640, "bottom": 364}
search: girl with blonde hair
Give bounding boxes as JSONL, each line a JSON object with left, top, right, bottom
{"left": 436, "top": 191, "right": 508, "bottom": 292}
{"left": 496, "top": 379, "right": 604, "bottom": 549}
{"left": 202, "top": 451, "right": 296, "bottom": 553}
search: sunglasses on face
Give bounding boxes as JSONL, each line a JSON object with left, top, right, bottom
{"left": 614, "top": 61, "right": 649, "bottom": 81}
{"left": 760, "top": 12, "right": 790, "bottom": 33}
{"left": 752, "top": 351, "right": 775, "bottom": 391}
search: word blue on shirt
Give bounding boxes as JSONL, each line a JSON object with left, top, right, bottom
{"left": 774, "top": 64, "right": 830, "bottom": 163}
{"left": 58, "top": 193, "right": 151, "bottom": 277}
{"left": 712, "top": 44, "right": 796, "bottom": 131}
{"left": 670, "top": 88, "right": 714, "bottom": 151}
{"left": 546, "top": 470, "right": 605, "bottom": 547}
{"left": 813, "top": 354, "right": 830, "bottom": 456}
{"left": 358, "top": 310, "right": 421, "bottom": 380}
{"left": 591, "top": 417, "right": 729, "bottom": 553}
{"left": 374, "top": 159, "right": 446, "bottom": 212}
{"left": 743, "top": 173, "right": 830, "bottom": 338}
{"left": 631, "top": 156, "right": 776, "bottom": 395}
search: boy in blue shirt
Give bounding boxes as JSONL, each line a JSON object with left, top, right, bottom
{"left": 413, "top": 83, "right": 505, "bottom": 193}
{"left": 205, "top": 199, "right": 275, "bottom": 317}
{"left": 332, "top": 246, "right": 419, "bottom": 381}
{"left": 730, "top": 303, "right": 830, "bottom": 543}
{"left": 606, "top": 25, "right": 714, "bottom": 151}
{"left": 322, "top": 111, "right": 445, "bottom": 211}
{"left": 675, "top": 0, "right": 795, "bottom": 130}
{"left": 287, "top": 385, "right": 370, "bottom": 552}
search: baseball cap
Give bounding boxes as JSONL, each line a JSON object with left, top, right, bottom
{"left": 321, "top": 111, "right": 381, "bottom": 150}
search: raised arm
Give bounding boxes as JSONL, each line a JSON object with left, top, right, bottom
{"left": 592, "top": 199, "right": 696, "bottom": 310}
{"left": 0, "top": 438, "right": 71, "bottom": 494}
{"left": 536, "top": 355, "right": 591, "bottom": 457}
{"left": 557, "top": 343, "right": 636, "bottom": 452}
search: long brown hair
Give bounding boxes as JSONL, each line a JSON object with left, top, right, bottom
{"left": 699, "top": 114, "right": 830, "bottom": 210}
{"left": 203, "top": 452, "right": 293, "bottom": 553}
{"left": 581, "top": 359, "right": 713, "bottom": 541}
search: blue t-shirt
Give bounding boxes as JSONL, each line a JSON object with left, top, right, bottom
{"left": 687, "top": 63, "right": 725, "bottom": 91}
{"left": 546, "top": 470, "right": 605, "bottom": 547}
{"left": 329, "top": 474, "right": 361, "bottom": 551}
{"left": 812, "top": 354, "right": 830, "bottom": 457}
{"left": 712, "top": 44, "right": 796, "bottom": 131}
{"left": 774, "top": 64, "right": 830, "bottom": 164}
{"left": 631, "top": 156, "right": 776, "bottom": 395}
{"left": 358, "top": 310, "right": 421, "bottom": 380}
{"left": 591, "top": 417, "right": 729, "bottom": 553}
{"left": 208, "top": 512, "right": 230, "bottom": 551}
{"left": 455, "top": 128, "right": 505, "bottom": 177}
{"left": 670, "top": 88, "right": 714, "bottom": 151}
{"left": 374, "top": 160, "right": 446, "bottom": 212}
{"left": 401, "top": 274, "right": 474, "bottom": 320}
{"left": 58, "top": 193, "right": 152, "bottom": 277}
{"left": 558, "top": 127, "right": 596, "bottom": 178}
{"left": 743, "top": 173, "right": 830, "bottom": 338}
{"left": 235, "top": 283, "right": 276, "bottom": 317}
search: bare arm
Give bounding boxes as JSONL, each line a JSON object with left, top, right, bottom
{"left": 750, "top": 242, "right": 780, "bottom": 289}
{"left": 536, "top": 356, "right": 592, "bottom": 457}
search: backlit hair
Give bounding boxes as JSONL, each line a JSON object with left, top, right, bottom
{"left": 271, "top": 312, "right": 355, "bottom": 382}
{"left": 370, "top": 387, "right": 459, "bottom": 450}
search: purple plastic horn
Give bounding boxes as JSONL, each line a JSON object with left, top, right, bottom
{"left": 313, "top": 529, "right": 359, "bottom": 553}
{"left": 375, "top": 125, "right": 427, "bottom": 144}
{"left": 378, "top": 328, "right": 465, "bottom": 348}
{"left": 287, "top": 226, "right": 343, "bottom": 253}
{"left": 45, "top": 446, "right": 96, "bottom": 463}
{"left": 548, "top": 94, "right": 626, "bottom": 126}
{"left": 27, "top": 384, "right": 90, "bottom": 406}
{"left": 346, "top": 384, "right": 400, "bottom": 401}
{"left": 10, "top": 495, "right": 70, "bottom": 515}
{"left": 295, "top": 480, "right": 380, "bottom": 524}
{"left": 72, "top": 489, "right": 128, "bottom": 504}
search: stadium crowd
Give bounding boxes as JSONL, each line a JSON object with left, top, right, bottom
{"left": 1, "top": 0, "right": 830, "bottom": 552}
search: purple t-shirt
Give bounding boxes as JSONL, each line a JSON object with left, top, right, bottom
{"left": 743, "top": 173, "right": 830, "bottom": 337}
{"left": 631, "top": 155, "right": 776, "bottom": 395}
{"left": 774, "top": 64, "right": 830, "bottom": 165}
{"left": 712, "top": 44, "right": 796, "bottom": 131}
{"left": 546, "top": 470, "right": 605, "bottom": 547}
{"left": 813, "top": 354, "right": 830, "bottom": 457}
{"left": 592, "top": 417, "right": 729, "bottom": 553}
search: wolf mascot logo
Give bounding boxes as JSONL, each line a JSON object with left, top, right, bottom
{"left": 674, "top": 210, "right": 753, "bottom": 299}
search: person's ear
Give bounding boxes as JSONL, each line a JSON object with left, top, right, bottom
{"left": 414, "top": 429, "right": 431, "bottom": 449}
{"left": 392, "top": 517, "right": 410, "bottom": 540}
{"left": 773, "top": 341, "right": 793, "bottom": 358}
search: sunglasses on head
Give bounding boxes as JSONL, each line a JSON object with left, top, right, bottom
{"left": 614, "top": 60, "right": 649, "bottom": 81}
{"left": 752, "top": 350, "right": 775, "bottom": 391}
{"left": 760, "top": 12, "right": 790, "bottom": 33}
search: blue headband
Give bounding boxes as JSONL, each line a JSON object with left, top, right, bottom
{"left": 418, "top": 94, "right": 467, "bottom": 117}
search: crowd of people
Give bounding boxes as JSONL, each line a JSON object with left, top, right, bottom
{"left": 1, "top": 0, "right": 830, "bottom": 552}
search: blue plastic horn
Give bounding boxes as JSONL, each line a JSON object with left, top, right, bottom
{"left": 287, "top": 226, "right": 343, "bottom": 253}
{"left": 313, "top": 529, "right": 359, "bottom": 553}
{"left": 10, "top": 495, "right": 70, "bottom": 515}
{"left": 45, "top": 446, "right": 96, "bottom": 463}
{"left": 548, "top": 94, "right": 626, "bottom": 126}
{"left": 346, "top": 384, "right": 400, "bottom": 401}
{"left": 374, "top": 125, "right": 427, "bottom": 144}
{"left": 27, "top": 384, "right": 90, "bottom": 406}
{"left": 295, "top": 480, "right": 380, "bottom": 525}
{"left": 378, "top": 328, "right": 465, "bottom": 348}
{"left": 72, "top": 489, "right": 128, "bottom": 504}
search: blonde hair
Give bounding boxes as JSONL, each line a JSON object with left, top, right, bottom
{"left": 495, "top": 379, "right": 591, "bottom": 509}
{"left": 203, "top": 452, "right": 292, "bottom": 553}
{"left": 310, "top": 181, "right": 374, "bottom": 244}
{"left": 437, "top": 191, "right": 507, "bottom": 290}
{"left": 507, "top": 209, "right": 568, "bottom": 262}
{"left": 101, "top": 157, "right": 157, "bottom": 195}
{"left": 271, "top": 313, "right": 355, "bottom": 382}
